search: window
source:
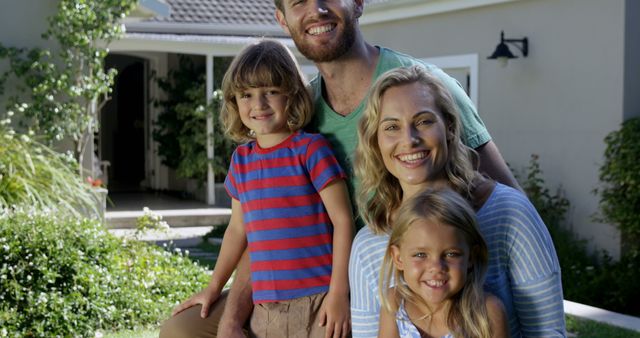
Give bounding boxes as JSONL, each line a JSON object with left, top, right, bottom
{"left": 421, "top": 54, "right": 478, "bottom": 108}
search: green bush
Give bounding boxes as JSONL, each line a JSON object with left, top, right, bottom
{"left": 0, "top": 120, "right": 99, "bottom": 218}
{"left": 519, "top": 154, "right": 640, "bottom": 316}
{"left": 597, "top": 117, "right": 640, "bottom": 254}
{"left": 0, "top": 208, "right": 209, "bottom": 337}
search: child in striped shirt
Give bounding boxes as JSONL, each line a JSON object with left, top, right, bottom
{"left": 200, "top": 39, "right": 353, "bottom": 338}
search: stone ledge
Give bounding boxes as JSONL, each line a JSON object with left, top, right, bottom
{"left": 564, "top": 300, "right": 640, "bottom": 332}
{"left": 105, "top": 208, "right": 231, "bottom": 229}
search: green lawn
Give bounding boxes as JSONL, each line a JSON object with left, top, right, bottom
{"left": 104, "top": 328, "right": 159, "bottom": 338}
{"left": 566, "top": 315, "right": 640, "bottom": 338}
{"left": 103, "top": 315, "right": 639, "bottom": 337}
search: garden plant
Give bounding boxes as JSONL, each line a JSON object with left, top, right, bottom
{"left": 597, "top": 117, "right": 640, "bottom": 255}
{"left": 0, "top": 118, "right": 211, "bottom": 337}
{"left": 153, "top": 55, "right": 235, "bottom": 183}
{"left": 0, "top": 117, "right": 99, "bottom": 218}
{"left": 0, "top": 208, "right": 209, "bottom": 337}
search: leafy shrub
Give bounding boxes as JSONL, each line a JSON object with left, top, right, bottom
{"left": 0, "top": 120, "right": 99, "bottom": 218}
{"left": 152, "top": 55, "right": 235, "bottom": 182}
{"left": 0, "top": 208, "right": 209, "bottom": 337}
{"left": 519, "top": 154, "right": 640, "bottom": 316}
{"left": 597, "top": 117, "right": 640, "bottom": 254}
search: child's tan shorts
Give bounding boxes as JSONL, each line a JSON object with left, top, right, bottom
{"left": 249, "top": 292, "right": 327, "bottom": 338}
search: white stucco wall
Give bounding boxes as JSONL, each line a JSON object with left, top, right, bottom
{"left": 361, "top": 0, "right": 626, "bottom": 257}
{"left": 0, "top": 1, "right": 59, "bottom": 101}
{"left": 0, "top": 1, "right": 57, "bottom": 48}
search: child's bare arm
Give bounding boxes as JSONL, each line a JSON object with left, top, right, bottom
{"left": 486, "top": 294, "right": 510, "bottom": 338}
{"left": 318, "top": 179, "right": 354, "bottom": 338}
{"left": 217, "top": 249, "right": 254, "bottom": 338}
{"left": 171, "top": 198, "right": 246, "bottom": 318}
{"left": 210, "top": 198, "right": 247, "bottom": 292}
{"left": 378, "top": 290, "right": 400, "bottom": 338}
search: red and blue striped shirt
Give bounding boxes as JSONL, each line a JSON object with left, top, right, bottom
{"left": 225, "top": 130, "right": 346, "bottom": 304}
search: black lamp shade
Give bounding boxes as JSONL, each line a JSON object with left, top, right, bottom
{"left": 488, "top": 42, "right": 517, "bottom": 59}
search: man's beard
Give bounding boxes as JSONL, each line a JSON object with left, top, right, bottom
{"left": 291, "top": 16, "right": 357, "bottom": 63}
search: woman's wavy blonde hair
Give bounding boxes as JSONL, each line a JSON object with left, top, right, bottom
{"left": 379, "top": 188, "right": 491, "bottom": 338}
{"left": 355, "top": 65, "right": 477, "bottom": 234}
{"left": 220, "top": 39, "right": 313, "bottom": 143}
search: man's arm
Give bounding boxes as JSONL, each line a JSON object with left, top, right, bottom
{"left": 216, "top": 249, "right": 253, "bottom": 338}
{"left": 476, "top": 140, "right": 522, "bottom": 192}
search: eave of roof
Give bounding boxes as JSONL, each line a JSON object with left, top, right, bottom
{"left": 124, "top": 21, "right": 286, "bottom": 37}
{"left": 110, "top": 32, "right": 294, "bottom": 56}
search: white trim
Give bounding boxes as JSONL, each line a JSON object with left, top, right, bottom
{"left": 421, "top": 54, "right": 479, "bottom": 108}
{"left": 125, "top": 22, "right": 285, "bottom": 37}
{"left": 110, "top": 33, "right": 296, "bottom": 56}
{"left": 300, "top": 64, "right": 319, "bottom": 81}
{"left": 137, "top": 0, "right": 170, "bottom": 18}
{"left": 206, "top": 54, "right": 215, "bottom": 205}
{"left": 361, "top": 0, "right": 521, "bottom": 25}
{"left": 564, "top": 300, "right": 640, "bottom": 332}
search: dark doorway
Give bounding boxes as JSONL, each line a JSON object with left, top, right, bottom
{"left": 102, "top": 55, "right": 146, "bottom": 192}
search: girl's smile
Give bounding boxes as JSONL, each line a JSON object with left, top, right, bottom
{"left": 391, "top": 219, "right": 470, "bottom": 310}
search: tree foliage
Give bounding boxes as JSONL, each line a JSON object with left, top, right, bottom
{"left": 597, "top": 117, "right": 640, "bottom": 254}
{"left": 152, "top": 55, "right": 235, "bottom": 182}
{"left": 0, "top": 0, "right": 138, "bottom": 174}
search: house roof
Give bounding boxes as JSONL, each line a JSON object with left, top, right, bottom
{"left": 125, "top": 0, "right": 282, "bottom": 36}
{"left": 148, "top": 0, "right": 278, "bottom": 26}
{"left": 125, "top": 0, "right": 394, "bottom": 36}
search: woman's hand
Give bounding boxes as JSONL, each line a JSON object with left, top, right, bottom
{"left": 318, "top": 291, "right": 351, "bottom": 338}
{"left": 171, "top": 285, "right": 221, "bottom": 319}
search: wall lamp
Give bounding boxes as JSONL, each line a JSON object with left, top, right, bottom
{"left": 488, "top": 30, "right": 528, "bottom": 67}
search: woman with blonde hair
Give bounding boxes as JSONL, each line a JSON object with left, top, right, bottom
{"left": 349, "top": 65, "right": 566, "bottom": 337}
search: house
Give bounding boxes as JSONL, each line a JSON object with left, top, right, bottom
{"left": 1, "top": 0, "right": 637, "bottom": 259}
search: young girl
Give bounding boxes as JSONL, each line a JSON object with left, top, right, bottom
{"left": 378, "top": 188, "right": 509, "bottom": 338}
{"left": 205, "top": 39, "right": 352, "bottom": 337}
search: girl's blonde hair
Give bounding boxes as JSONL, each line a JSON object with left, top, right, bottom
{"left": 355, "top": 65, "right": 477, "bottom": 235}
{"left": 379, "top": 188, "right": 491, "bottom": 338}
{"left": 220, "top": 39, "right": 313, "bottom": 143}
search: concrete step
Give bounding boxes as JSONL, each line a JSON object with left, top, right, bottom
{"left": 109, "top": 225, "right": 219, "bottom": 241}
{"left": 105, "top": 208, "right": 231, "bottom": 229}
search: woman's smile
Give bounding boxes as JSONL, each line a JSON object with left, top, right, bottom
{"left": 377, "top": 82, "right": 450, "bottom": 195}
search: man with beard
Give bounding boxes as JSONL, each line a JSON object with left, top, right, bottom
{"left": 275, "top": 0, "right": 520, "bottom": 209}
{"left": 160, "top": 1, "right": 520, "bottom": 337}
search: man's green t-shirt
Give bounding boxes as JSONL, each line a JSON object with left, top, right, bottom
{"left": 307, "top": 47, "right": 491, "bottom": 218}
